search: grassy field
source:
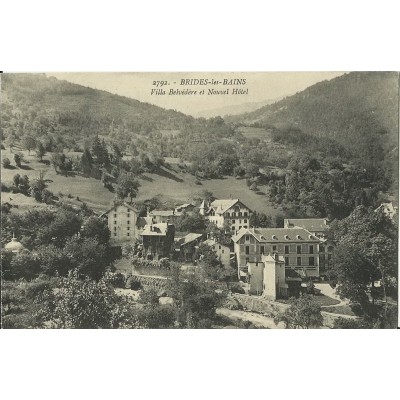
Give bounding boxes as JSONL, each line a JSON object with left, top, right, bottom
{"left": 1, "top": 148, "right": 280, "bottom": 216}
{"left": 278, "top": 294, "right": 340, "bottom": 307}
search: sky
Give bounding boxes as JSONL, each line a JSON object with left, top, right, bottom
{"left": 48, "top": 72, "right": 345, "bottom": 116}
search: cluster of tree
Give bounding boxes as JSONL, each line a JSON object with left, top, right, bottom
{"left": 1, "top": 204, "right": 111, "bottom": 281}
{"left": 273, "top": 294, "right": 324, "bottom": 329}
{"left": 327, "top": 206, "right": 397, "bottom": 327}
{"left": 265, "top": 154, "right": 390, "bottom": 219}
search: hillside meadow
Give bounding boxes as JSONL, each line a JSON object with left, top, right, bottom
{"left": 1, "top": 148, "right": 280, "bottom": 216}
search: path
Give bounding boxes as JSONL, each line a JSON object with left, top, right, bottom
{"left": 314, "top": 283, "right": 348, "bottom": 307}
{"left": 217, "top": 308, "right": 285, "bottom": 329}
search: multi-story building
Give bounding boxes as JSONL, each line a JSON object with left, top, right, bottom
{"left": 199, "top": 199, "right": 253, "bottom": 233}
{"left": 105, "top": 202, "right": 140, "bottom": 246}
{"left": 141, "top": 222, "right": 175, "bottom": 261}
{"left": 232, "top": 227, "right": 321, "bottom": 279}
{"left": 284, "top": 218, "right": 333, "bottom": 276}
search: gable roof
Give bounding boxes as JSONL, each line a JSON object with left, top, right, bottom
{"left": 232, "top": 227, "right": 320, "bottom": 243}
{"left": 104, "top": 202, "right": 139, "bottom": 215}
{"left": 209, "top": 199, "right": 245, "bottom": 215}
{"left": 284, "top": 218, "right": 329, "bottom": 232}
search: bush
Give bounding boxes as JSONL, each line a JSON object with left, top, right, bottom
{"left": 2, "top": 157, "right": 11, "bottom": 168}
{"left": 1, "top": 182, "right": 10, "bottom": 192}
{"left": 106, "top": 272, "right": 126, "bottom": 288}
{"left": 230, "top": 283, "right": 245, "bottom": 294}
{"left": 223, "top": 296, "right": 244, "bottom": 310}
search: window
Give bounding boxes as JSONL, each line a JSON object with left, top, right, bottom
{"left": 285, "top": 257, "right": 289, "bottom": 266}
{"left": 244, "top": 212, "right": 248, "bottom": 217}
{"left": 222, "top": 250, "right": 224, "bottom": 254}
{"left": 127, "top": 233, "right": 130, "bottom": 237}
{"left": 244, "top": 219, "right": 247, "bottom": 223}
{"left": 320, "top": 245, "right": 325, "bottom": 253}
{"left": 297, "top": 257, "right": 302, "bottom": 266}
{"left": 127, "top": 220, "right": 130, "bottom": 224}
{"left": 245, "top": 235, "right": 250, "bottom": 241}
{"left": 245, "top": 246, "right": 250, "bottom": 255}
{"left": 272, "top": 245, "right": 277, "bottom": 251}
{"left": 127, "top": 227, "right": 130, "bottom": 231}
{"left": 243, "top": 226, "right": 247, "bottom": 229}
{"left": 297, "top": 245, "right": 301, "bottom": 254}
{"left": 260, "top": 246, "right": 264, "bottom": 254}
{"left": 114, "top": 221, "right": 117, "bottom": 225}
{"left": 231, "top": 227, "right": 235, "bottom": 231}
{"left": 239, "top": 226, "right": 242, "bottom": 230}
{"left": 114, "top": 232, "right": 117, "bottom": 237}
{"left": 219, "top": 245, "right": 221, "bottom": 249}
{"left": 285, "top": 245, "right": 289, "bottom": 254}
{"left": 114, "top": 227, "right": 117, "bottom": 231}
{"left": 309, "top": 245, "right": 314, "bottom": 254}
{"left": 114, "top": 214, "right": 117, "bottom": 218}
{"left": 309, "top": 257, "right": 315, "bottom": 266}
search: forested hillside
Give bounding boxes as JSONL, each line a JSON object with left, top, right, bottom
{"left": 227, "top": 72, "right": 399, "bottom": 179}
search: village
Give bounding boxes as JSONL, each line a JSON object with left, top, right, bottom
{"left": 1, "top": 72, "right": 398, "bottom": 330}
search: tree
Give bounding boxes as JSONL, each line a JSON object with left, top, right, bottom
{"left": 36, "top": 244, "right": 72, "bottom": 276}
{"left": 38, "top": 271, "right": 134, "bottom": 328}
{"left": 30, "top": 179, "right": 46, "bottom": 201}
{"left": 80, "top": 148, "right": 93, "bottom": 176}
{"left": 176, "top": 212, "right": 206, "bottom": 232}
{"left": 14, "top": 153, "right": 22, "bottom": 168}
{"left": 249, "top": 212, "right": 272, "bottom": 228}
{"left": 195, "top": 243, "right": 225, "bottom": 281}
{"left": 274, "top": 294, "right": 323, "bottom": 329}
{"left": 36, "top": 142, "right": 46, "bottom": 161}
{"left": 21, "top": 135, "right": 36, "bottom": 154}
{"left": 13, "top": 173, "right": 21, "bottom": 188}
{"left": 64, "top": 237, "right": 109, "bottom": 280}
{"left": 80, "top": 216, "right": 111, "bottom": 245}
{"left": 116, "top": 172, "right": 139, "bottom": 202}
{"left": 330, "top": 206, "right": 397, "bottom": 313}
{"left": 2, "top": 157, "right": 11, "bottom": 168}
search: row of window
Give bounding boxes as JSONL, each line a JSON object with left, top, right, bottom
{"left": 232, "top": 225, "right": 248, "bottom": 231}
{"left": 244, "top": 244, "right": 315, "bottom": 254}
{"left": 226, "top": 211, "right": 248, "bottom": 218}
{"left": 114, "top": 220, "right": 131, "bottom": 224}
{"left": 113, "top": 213, "right": 131, "bottom": 218}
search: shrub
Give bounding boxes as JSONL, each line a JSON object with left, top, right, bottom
{"left": 230, "top": 283, "right": 245, "bottom": 294}
{"left": 2, "top": 157, "right": 11, "bottom": 168}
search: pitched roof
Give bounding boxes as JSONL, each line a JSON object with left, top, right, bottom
{"left": 141, "top": 223, "right": 171, "bottom": 236}
{"left": 175, "top": 233, "right": 203, "bottom": 246}
{"left": 232, "top": 227, "right": 320, "bottom": 243}
{"left": 149, "top": 209, "right": 175, "bottom": 217}
{"left": 104, "top": 202, "right": 139, "bottom": 214}
{"left": 209, "top": 199, "right": 240, "bottom": 215}
{"left": 284, "top": 218, "right": 329, "bottom": 232}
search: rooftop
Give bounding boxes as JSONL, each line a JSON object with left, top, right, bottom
{"left": 141, "top": 223, "right": 172, "bottom": 236}
{"left": 209, "top": 199, "right": 240, "bottom": 215}
{"left": 232, "top": 227, "right": 320, "bottom": 243}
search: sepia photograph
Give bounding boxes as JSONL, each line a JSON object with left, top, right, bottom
{"left": 1, "top": 71, "right": 398, "bottom": 329}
